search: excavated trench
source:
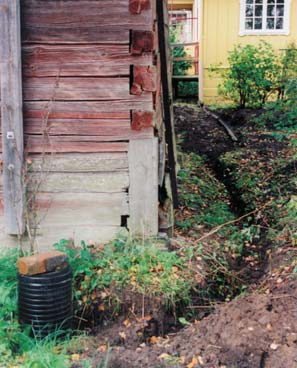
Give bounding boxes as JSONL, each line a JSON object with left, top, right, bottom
{"left": 174, "top": 104, "right": 271, "bottom": 285}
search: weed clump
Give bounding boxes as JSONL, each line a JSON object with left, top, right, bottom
{"left": 54, "top": 237, "right": 197, "bottom": 326}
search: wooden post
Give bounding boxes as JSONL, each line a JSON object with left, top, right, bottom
{"left": 157, "top": 0, "right": 179, "bottom": 209}
{"left": 0, "top": 0, "right": 25, "bottom": 234}
{"left": 128, "top": 138, "right": 159, "bottom": 236}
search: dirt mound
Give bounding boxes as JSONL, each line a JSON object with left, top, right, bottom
{"left": 100, "top": 281, "right": 297, "bottom": 368}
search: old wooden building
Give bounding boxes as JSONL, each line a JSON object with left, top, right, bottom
{"left": 0, "top": 0, "right": 177, "bottom": 249}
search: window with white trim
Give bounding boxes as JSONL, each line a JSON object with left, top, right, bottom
{"left": 240, "top": 0, "right": 291, "bottom": 35}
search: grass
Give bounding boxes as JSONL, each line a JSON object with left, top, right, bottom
{"left": 176, "top": 153, "right": 235, "bottom": 233}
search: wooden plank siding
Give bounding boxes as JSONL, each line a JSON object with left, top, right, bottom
{"left": 0, "top": 0, "right": 172, "bottom": 248}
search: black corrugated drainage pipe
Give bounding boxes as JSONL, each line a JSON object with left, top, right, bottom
{"left": 18, "top": 266, "right": 73, "bottom": 338}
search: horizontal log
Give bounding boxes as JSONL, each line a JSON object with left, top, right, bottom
{"left": 131, "top": 111, "right": 155, "bottom": 131}
{"left": 23, "top": 118, "right": 131, "bottom": 135}
{"left": 131, "top": 30, "right": 154, "bottom": 55}
{"left": 22, "top": 44, "right": 153, "bottom": 77}
{"left": 25, "top": 139, "right": 129, "bottom": 154}
{"left": 27, "top": 153, "right": 128, "bottom": 173}
{"left": 23, "top": 101, "right": 153, "bottom": 117}
{"left": 26, "top": 172, "right": 129, "bottom": 193}
{"left": 27, "top": 192, "right": 129, "bottom": 227}
{"left": 0, "top": 118, "right": 154, "bottom": 142}
{"left": 0, "top": 221, "right": 128, "bottom": 248}
{"left": 0, "top": 135, "right": 130, "bottom": 153}
{"left": 131, "top": 65, "right": 156, "bottom": 95}
{"left": 23, "top": 77, "right": 132, "bottom": 101}
{"left": 21, "top": 0, "right": 152, "bottom": 44}
{"left": 129, "top": 0, "right": 151, "bottom": 14}
{"left": 33, "top": 226, "right": 128, "bottom": 247}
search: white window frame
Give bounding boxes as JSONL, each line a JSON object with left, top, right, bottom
{"left": 240, "top": 0, "right": 291, "bottom": 36}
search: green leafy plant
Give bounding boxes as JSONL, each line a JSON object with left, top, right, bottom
{"left": 54, "top": 236, "right": 196, "bottom": 322}
{"left": 211, "top": 41, "right": 281, "bottom": 108}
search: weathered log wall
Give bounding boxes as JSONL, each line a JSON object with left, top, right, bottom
{"left": 0, "top": 0, "right": 169, "bottom": 248}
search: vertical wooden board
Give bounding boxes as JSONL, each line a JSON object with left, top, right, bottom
{"left": 128, "top": 138, "right": 158, "bottom": 236}
{"left": 0, "top": 0, "right": 24, "bottom": 234}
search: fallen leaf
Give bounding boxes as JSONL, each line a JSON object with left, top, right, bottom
{"left": 119, "top": 331, "right": 127, "bottom": 340}
{"left": 266, "top": 323, "right": 272, "bottom": 331}
{"left": 150, "top": 336, "right": 159, "bottom": 344}
{"left": 159, "top": 353, "right": 171, "bottom": 360}
{"left": 187, "top": 356, "right": 198, "bottom": 368}
{"left": 98, "top": 303, "right": 105, "bottom": 312}
{"left": 82, "top": 295, "right": 88, "bottom": 303}
{"left": 71, "top": 354, "right": 80, "bottom": 362}
{"left": 97, "top": 345, "right": 107, "bottom": 353}
{"left": 123, "top": 319, "right": 131, "bottom": 327}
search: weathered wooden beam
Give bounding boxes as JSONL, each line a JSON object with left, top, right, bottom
{"left": 0, "top": 0, "right": 24, "bottom": 234}
{"left": 130, "top": 65, "right": 157, "bottom": 95}
{"left": 128, "top": 138, "right": 158, "bottom": 236}
{"left": 130, "top": 30, "right": 154, "bottom": 55}
{"left": 157, "top": 0, "right": 178, "bottom": 208}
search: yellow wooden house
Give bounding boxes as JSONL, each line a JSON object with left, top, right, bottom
{"left": 169, "top": 0, "right": 297, "bottom": 104}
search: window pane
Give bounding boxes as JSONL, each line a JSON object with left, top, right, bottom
{"left": 246, "top": 0, "right": 253, "bottom": 3}
{"left": 245, "top": 19, "right": 254, "bottom": 29}
{"left": 255, "top": 5, "right": 263, "bottom": 16}
{"left": 268, "top": 0, "right": 275, "bottom": 4}
{"left": 246, "top": 4, "right": 254, "bottom": 16}
{"left": 267, "top": 18, "right": 275, "bottom": 29}
{"left": 254, "top": 18, "right": 263, "bottom": 29}
{"left": 277, "top": 0, "right": 284, "bottom": 3}
{"left": 255, "top": 0, "right": 263, "bottom": 3}
{"left": 267, "top": 5, "right": 275, "bottom": 16}
{"left": 276, "top": 5, "right": 284, "bottom": 16}
{"left": 276, "top": 17, "right": 284, "bottom": 29}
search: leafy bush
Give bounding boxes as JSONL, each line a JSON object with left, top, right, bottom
{"left": 212, "top": 41, "right": 297, "bottom": 108}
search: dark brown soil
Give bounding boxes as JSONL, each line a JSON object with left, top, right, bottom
{"left": 98, "top": 280, "right": 297, "bottom": 368}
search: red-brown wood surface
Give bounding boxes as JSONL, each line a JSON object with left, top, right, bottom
{"left": 22, "top": 44, "right": 153, "bottom": 77}
{"left": 21, "top": 0, "right": 152, "bottom": 44}
{"left": 23, "top": 77, "right": 130, "bottom": 101}
{"left": 24, "top": 139, "right": 129, "bottom": 153}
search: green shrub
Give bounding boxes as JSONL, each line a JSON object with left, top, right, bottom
{"left": 212, "top": 41, "right": 280, "bottom": 108}
{"left": 277, "top": 42, "right": 297, "bottom": 100}
{"left": 212, "top": 41, "right": 297, "bottom": 108}
{"left": 254, "top": 77, "right": 297, "bottom": 145}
